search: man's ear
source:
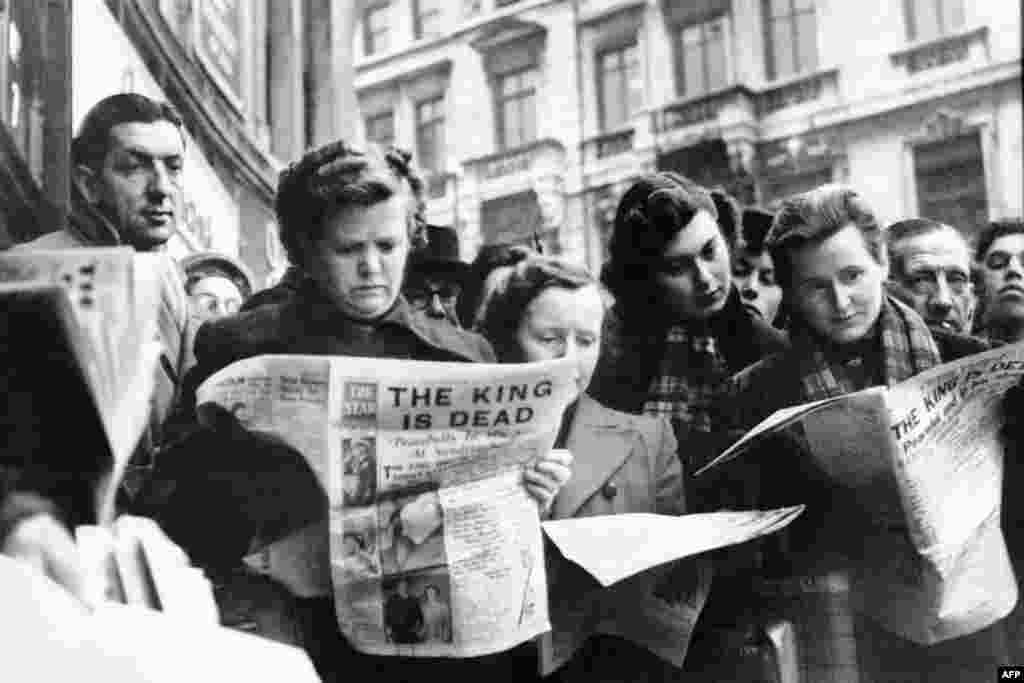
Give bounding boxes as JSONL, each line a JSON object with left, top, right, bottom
{"left": 72, "top": 164, "right": 103, "bottom": 205}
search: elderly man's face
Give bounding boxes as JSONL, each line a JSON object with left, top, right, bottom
{"left": 306, "top": 192, "right": 411, "bottom": 320}
{"left": 889, "top": 228, "right": 974, "bottom": 334}
{"left": 980, "top": 233, "right": 1024, "bottom": 328}
{"left": 80, "top": 121, "right": 185, "bottom": 251}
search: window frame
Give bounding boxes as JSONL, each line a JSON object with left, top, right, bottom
{"left": 762, "top": 0, "right": 818, "bottom": 81}
{"left": 415, "top": 95, "right": 446, "bottom": 173}
{"left": 494, "top": 66, "right": 538, "bottom": 152}
{"left": 596, "top": 42, "right": 641, "bottom": 132}
{"left": 412, "top": 0, "right": 442, "bottom": 41}
{"left": 674, "top": 15, "right": 728, "bottom": 98}
{"left": 365, "top": 110, "right": 395, "bottom": 148}
{"left": 363, "top": 4, "right": 390, "bottom": 56}
{"left": 903, "top": 0, "right": 965, "bottom": 42}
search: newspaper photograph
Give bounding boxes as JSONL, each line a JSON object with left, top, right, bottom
{"left": 197, "top": 355, "right": 579, "bottom": 658}
{"left": 698, "top": 341, "right": 1024, "bottom": 644}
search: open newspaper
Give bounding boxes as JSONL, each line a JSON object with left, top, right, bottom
{"left": 0, "top": 247, "right": 163, "bottom": 522}
{"left": 197, "top": 355, "right": 811, "bottom": 661}
{"left": 0, "top": 248, "right": 223, "bottom": 621}
{"left": 697, "top": 341, "right": 1024, "bottom": 644}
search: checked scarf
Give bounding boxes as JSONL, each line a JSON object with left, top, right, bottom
{"left": 795, "top": 295, "right": 942, "bottom": 402}
{"left": 643, "top": 323, "right": 729, "bottom": 436}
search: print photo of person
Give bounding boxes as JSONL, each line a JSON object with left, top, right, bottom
{"left": 333, "top": 511, "right": 381, "bottom": 580}
{"left": 383, "top": 569, "right": 454, "bottom": 645}
{"left": 377, "top": 485, "right": 447, "bottom": 575}
{"left": 342, "top": 436, "right": 378, "bottom": 507}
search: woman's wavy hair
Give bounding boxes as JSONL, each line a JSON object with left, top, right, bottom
{"left": 767, "top": 184, "right": 886, "bottom": 293}
{"left": 275, "top": 141, "right": 426, "bottom": 268}
{"left": 472, "top": 253, "right": 606, "bottom": 363}
{"left": 602, "top": 172, "right": 719, "bottom": 312}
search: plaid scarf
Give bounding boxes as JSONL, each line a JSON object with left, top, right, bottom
{"left": 794, "top": 296, "right": 941, "bottom": 402}
{"left": 644, "top": 323, "right": 729, "bottom": 435}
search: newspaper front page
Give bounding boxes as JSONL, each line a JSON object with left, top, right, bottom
{"left": 700, "top": 341, "right": 1024, "bottom": 644}
{"left": 197, "top": 355, "right": 578, "bottom": 658}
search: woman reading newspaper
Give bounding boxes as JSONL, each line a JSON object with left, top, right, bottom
{"left": 718, "top": 184, "right": 1013, "bottom": 681}
{"left": 151, "top": 142, "right": 572, "bottom": 681}
{"left": 472, "top": 252, "right": 705, "bottom": 683}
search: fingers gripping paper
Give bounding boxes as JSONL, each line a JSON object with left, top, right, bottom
{"left": 197, "top": 355, "right": 579, "bottom": 658}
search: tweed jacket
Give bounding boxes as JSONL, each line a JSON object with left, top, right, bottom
{"left": 541, "top": 394, "right": 710, "bottom": 675}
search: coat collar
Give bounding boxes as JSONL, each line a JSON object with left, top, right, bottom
{"left": 551, "top": 394, "right": 640, "bottom": 518}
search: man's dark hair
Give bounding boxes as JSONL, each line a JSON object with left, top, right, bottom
{"left": 975, "top": 218, "right": 1024, "bottom": 262}
{"left": 602, "top": 172, "right": 718, "bottom": 308}
{"left": 71, "top": 93, "right": 185, "bottom": 170}
{"left": 885, "top": 218, "right": 965, "bottom": 278}
{"left": 275, "top": 142, "right": 426, "bottom": 268}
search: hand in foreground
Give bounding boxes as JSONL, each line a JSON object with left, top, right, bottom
{"left": 524, "top": 448, "right": 573, "bottom": 517}
{"left": 2, "top": 513, "right": 88, "bottom": 607}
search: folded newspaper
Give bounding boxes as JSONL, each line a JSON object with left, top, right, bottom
{"left": 0, "top": 248, "right": 163, "bottom": 523}
{"left": 697, "top": 341, "right": 1024, "bottom": 644}
{"left": 198, "top": 355, "right": 811, "bottom": 660}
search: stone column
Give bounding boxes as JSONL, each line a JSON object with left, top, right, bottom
{"left": 268, "top": 0, "right": 305, "bottom": 160}
{"left": 329, "top": 0, "right": 366, "bottom": 147}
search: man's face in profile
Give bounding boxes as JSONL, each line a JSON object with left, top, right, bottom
{"left": 889, "top": 228, "right": 974, "bottom": 334}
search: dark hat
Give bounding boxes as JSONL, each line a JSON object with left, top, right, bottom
{"left": 739, "top": 208, "right": 776, "bottom": 253}
{"left": 407, "top": 225, "right": 469, "bottom": 282}
{"left": 180, "top": 251, "right": 256, "bottom": 299}
{"left": 709, "top": 188, "right": 740, "bottom": 247}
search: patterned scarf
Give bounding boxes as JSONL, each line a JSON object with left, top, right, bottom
{"left": 643, "top": 323, "right": 729, "bottom": 436}
{"left": 794, "top": 295, "right": 942, "bottom": 402}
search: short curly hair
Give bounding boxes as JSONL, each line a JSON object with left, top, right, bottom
{"left": 275, "top": 142, "right": 427, "bottom": 268}
{"left": 473, "top": 253, "right": 606, "bottom": 362}
{"left": 767, "top": 184, "right": 886, "bottom": 291}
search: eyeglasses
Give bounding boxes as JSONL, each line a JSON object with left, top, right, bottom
{"left": 984, "top": 250, "right": 1024, "bottom": 271}
{"left": 192, "top": 293, "right": 242, "bottom": 317}
{"left": 406, "top": 284, "right": 461, "bottom": 309}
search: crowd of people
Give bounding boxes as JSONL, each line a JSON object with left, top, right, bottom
{"left": 4, "top": 91, "right": 1024, "bottom": 682}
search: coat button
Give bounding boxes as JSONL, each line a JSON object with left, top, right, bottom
{"left": 602, "top": 481, "right": 618, "bottom": 500}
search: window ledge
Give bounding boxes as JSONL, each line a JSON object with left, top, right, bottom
{"left": 757, "top": 67, "right": 840, "bottom": 115}
{"left": 655, "top": 84, "right": 755, "bottom": 133}
{"left": 582, "top": 127, "right": 635, "bottom": 161}
{"left": 889, "top": 25, "right": 989, "bottom": 74}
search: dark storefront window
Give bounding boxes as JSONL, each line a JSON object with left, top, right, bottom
{"left": 914, "top": 131, "right": 988, "bottom": 238}
{"left": 479, "top": 190, "right": 557, "bottom": 254}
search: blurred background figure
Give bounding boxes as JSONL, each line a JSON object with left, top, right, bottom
{"left": 456, "top": 243, "right": 538, "bottom": 330}
{"left": 403, "top": 224, "right": 468, "bottom": 326}
{"left": 181, "top": 252, "right": 255, "bottom": 324}
{"left": 976, "top": 219, "right": 1024, "bottom": 343}
{"left": 886, "top": 219, "right": 977, "bottom": 342}
{"left": 733, "top": 207, "right": 783, "bottom": 328}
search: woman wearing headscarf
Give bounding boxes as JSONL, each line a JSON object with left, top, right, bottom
{"left": 474, "top": 252, "right": 705, "bottom": 682}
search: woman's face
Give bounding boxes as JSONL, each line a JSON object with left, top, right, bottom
{"left": 654, "top": 210, "right": 732, "bottom": 321}
{"left": 189, "top": 275, "right": 244, "bottom": 322}
{"left": 980, "top": 234, "right": 1024, "bottom": 327}
{"left": 789, "top": 223, "right": 886, "bottom": 345}
{"left": 733, "top": 250, "right": 782, "bottom": 324}
{"left": 515, "top": 284, "right": 604, "bottom": 398}
{"left": 305, "top": 192, "right": 411, "bottom": 320}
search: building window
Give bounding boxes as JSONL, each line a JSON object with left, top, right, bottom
{"left": 597, "top": 43, "right": 642, "bottom": 131}
{"left": 676, "top": 17, "right": 727, "bottom": 97}
{"left": 914, "top": 131, "right": 988, "bottom": 236}
{"left": 413, "top": 0, "right": 442, "bottom": 40}
{"left": 416, "top": 96, "right": 445, "bottom": 173}
{"left": 366, "top": 111, "right": 395, "bottom": 148}
{"left": 763, "top": 0, "right": 818, "bottom": 81}
{"left": 903, "top": 0, "right": 965, "bottom": 42}
{"left": 363, "top": 4, "right": 390, "bottom": 56}
{"left": 495, "top": 68, "right": 537, "bottom": 151}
